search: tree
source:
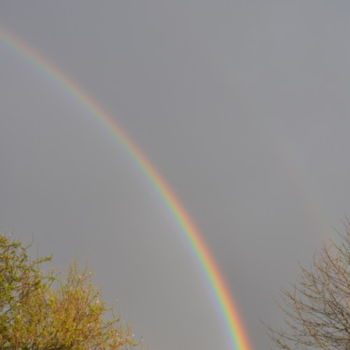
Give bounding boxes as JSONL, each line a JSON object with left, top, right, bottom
{"left": 0, "top": 234, "right": 137, "bottom": 350}
{"left": 268, "top": 227, "right": 350, "bottom": 350}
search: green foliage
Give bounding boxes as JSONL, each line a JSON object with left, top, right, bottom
{"left": 0, "top": 234, "right": 137, "bottom": 350}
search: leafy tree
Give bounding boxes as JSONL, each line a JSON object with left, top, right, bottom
{"left": 0, "top": 234, "right": 137, "bottom": 350}
{"left": 268, "top": 227, "right": 350, "bottom": 350}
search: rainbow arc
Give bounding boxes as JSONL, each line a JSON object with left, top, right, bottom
{"left": 0, "top": 29, "right": 253, "bottom": 350}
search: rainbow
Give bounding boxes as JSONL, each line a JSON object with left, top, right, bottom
{"left": 0, "top": 29, "right": 253, "bottom": 350}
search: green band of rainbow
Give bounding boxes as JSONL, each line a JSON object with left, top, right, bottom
{"left": 0, "top": 29, "right": 253, "bottom": 350}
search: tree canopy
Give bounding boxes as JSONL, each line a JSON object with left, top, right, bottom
{"left": 0, "top": 234, "right": 137, "bottom": 350}
{"left": 268, "top": 227, "right": 350, "bottom": 350}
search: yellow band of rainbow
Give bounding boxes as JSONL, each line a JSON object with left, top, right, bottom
{"left": 0, "top": 29, "right": 253, "bottom": 350}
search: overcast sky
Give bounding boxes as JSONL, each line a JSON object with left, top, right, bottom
{"left": 1, "top": 1, "right": 350, "bottom": 349}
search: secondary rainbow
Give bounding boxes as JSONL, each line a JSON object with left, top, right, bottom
{"left": 0, "top": 29, "right": 253, "bottom": 350}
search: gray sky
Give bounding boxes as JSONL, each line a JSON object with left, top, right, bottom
{"left": 1, "top": 1, "right": 350, "bottom": 349}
